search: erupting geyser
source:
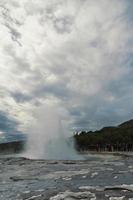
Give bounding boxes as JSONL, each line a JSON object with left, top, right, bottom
{"left": 23, "top": 105, "right": 82, "bottom": 160}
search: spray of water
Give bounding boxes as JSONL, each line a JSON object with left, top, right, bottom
{"left": 23, "top": 105, "right": 82, "bottom": 160}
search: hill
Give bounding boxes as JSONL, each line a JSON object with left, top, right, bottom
{"left": 0, "top": 141, "right": 25, "bottom": 154}
{"left": 74, "top": 119, "right": 133, "bottom": 151}
{"left": 118, "top": 119, "right": 133, "bottom": 128}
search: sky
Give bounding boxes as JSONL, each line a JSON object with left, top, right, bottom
{"left": 0, "top": 0, "right": 133, "bottom": 136}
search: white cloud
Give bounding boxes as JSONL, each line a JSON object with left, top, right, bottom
{"left": 0, "top": 0, "right": 133, "bottom": 132}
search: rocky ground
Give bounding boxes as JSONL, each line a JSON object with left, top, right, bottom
{"left": 0, "top": 154, "right": 133, "bottom": 200}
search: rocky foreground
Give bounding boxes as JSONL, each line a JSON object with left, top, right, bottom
{"left": 0, "top": 154, "right": 133, "bottom": 200}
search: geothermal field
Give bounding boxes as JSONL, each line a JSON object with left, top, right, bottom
{"left": 0, "top": 154, "right": 133, "bottom": 200}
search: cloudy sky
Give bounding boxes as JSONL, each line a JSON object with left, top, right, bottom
{"left": 0, "top": 0, "right": 133, "bottom": 136}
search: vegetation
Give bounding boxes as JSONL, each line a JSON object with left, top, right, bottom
{"left": 74, "top": 119, "right": 133, "bottom": 151}
{"left": 0, "top": 141, "right": 24, "bottom": 154}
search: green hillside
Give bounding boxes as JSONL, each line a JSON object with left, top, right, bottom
{"left": 74, "top": 120, "right": 133, "bottom": 151}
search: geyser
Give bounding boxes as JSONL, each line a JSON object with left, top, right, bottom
{"left": 23, "top": 105, "right": 82, "bottom": 160}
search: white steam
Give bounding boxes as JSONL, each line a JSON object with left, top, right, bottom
{"left": 23, "top": 105, "right": 82, "bottom": 160}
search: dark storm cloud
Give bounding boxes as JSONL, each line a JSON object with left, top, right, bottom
{"left": 69, "top": 85, "right": 133, "bottom": 131}
{"left": 0, "top": 111, "right": 19, "bottom": 134}
{"left": 0, "top": 112, "right": 25, "bottom": 143}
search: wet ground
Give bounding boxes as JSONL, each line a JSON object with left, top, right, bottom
{"left": 0, "top": 154, "right": 133, "bottom": 199}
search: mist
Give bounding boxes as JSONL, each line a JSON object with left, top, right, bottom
{"left": 23, "top": 105, "right": 82, "bottom": 160}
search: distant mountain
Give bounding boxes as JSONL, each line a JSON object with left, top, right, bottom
{"left": 0, "top": 141, "right": 24, "bottom": 154}
{"left": 0, "top": 133, "right": 26, "bottom": 154}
